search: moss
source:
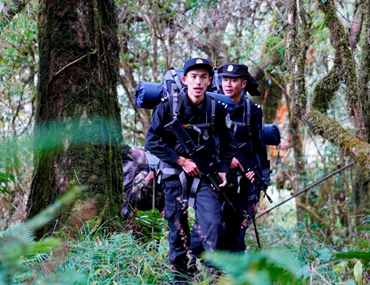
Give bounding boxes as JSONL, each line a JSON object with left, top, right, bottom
{"left": 304, "top": 109, "right": 370, "bottom": 171}
{"left": 317, "top": 0, "right": 359, "bottom": 111}
{"left": 29, "top": 0, "right": 124, "bottom": 238}
{"left": 312, "top": 57, "right": 340, "bottom": 112}
{"left": 358, "top": 0, "right": 370, "bottom": 142}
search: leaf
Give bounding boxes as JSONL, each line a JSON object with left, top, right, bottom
{"left": 354, "top": 260, "right": 363, "bottom": 285}
{"left": 334, "top": 251, "right": 370, "bottom": 263}
{"left": 318, "top": 248, "right": 332, "bottom": 261}
{"left": 320, "top": 14, "right": 329, "bottom": 30}
{"left": 333, "top": 261, "right": 348, "bottom": 274}
{"left": 0, "top": 185, "right": 10, "bottom": 194}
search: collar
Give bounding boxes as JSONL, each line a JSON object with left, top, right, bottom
{"left": 183, "top": 91, "right": 208, "bottom": 114}
{"left": 235, "top": 95, "right": 246, "bottom": 108}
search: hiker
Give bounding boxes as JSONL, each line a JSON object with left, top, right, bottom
{"left": 145, "top": 58, "right": 236, "bottom": 284}
{"left": 220, "top": 63, "right": 270, "bottom": 252}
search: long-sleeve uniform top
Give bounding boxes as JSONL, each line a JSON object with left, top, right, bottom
{"left": 145, "top": 91, "right": 237, "bottom": 173}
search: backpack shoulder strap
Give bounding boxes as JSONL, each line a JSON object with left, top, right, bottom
{"left": 170, "top": 84, "right": 185, "bottom": 120}
{"left": 169, "top": 68, "right": 183, "bottom": 90}
{"left": 205, "top": 93, "right": 216, "bottom": 138}
{"left": 245, "top": 97, "right": 252, "bottom": 138}
{"left": 211, "top": 95, "right": 216, "bottom": 138}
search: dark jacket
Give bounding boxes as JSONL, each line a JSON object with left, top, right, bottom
{"left": 145, "top": 91, "right": 237, "bottom": 173}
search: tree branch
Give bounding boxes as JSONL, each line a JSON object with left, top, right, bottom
{"left": 348, "top": 1, "right": 363, "bottom": 49}
{"left": 302, "top": 109, "right": 370, "bottom": 171}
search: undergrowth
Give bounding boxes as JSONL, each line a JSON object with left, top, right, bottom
{"left": 1, "top": 206, "right": 370, "bottom": 284}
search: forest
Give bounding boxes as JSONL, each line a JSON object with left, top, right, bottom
{"left": 0, "top": 0, "right": 369, "bottom": 284}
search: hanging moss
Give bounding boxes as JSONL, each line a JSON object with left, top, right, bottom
{"left": 317, "top": 0, "right": 359, "bottom": 113}
{"left": 312, "top": 54, "right": 340, "bottom": 112}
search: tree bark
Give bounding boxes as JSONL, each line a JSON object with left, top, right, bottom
{"left": 27, "top": 0, "right": 124, "bottom": 238}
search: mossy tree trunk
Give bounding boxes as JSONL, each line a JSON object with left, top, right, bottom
{"left": 286, "top": 0, "right": 370, "bottom": 239}
{"left": 27, "top": 0, "right": 124, "bottom": 238}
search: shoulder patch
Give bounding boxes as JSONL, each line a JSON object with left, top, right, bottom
{"left": 225, "top": 113, "right": 232, "bottom": 129}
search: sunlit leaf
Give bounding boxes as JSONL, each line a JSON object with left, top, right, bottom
{"left": 354, "top": 260, "right": 363, "bottom": 285}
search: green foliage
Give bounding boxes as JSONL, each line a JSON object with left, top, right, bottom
{"left": 58, "top": 230, "right": 172, "bottom": 284}
{"left": 134, "top": 209, "right": 166, "bottom": 242}
{"left": 0, "top": 186, "right": 87, "bottom": 284}
{"left": 334, "top": 251, "right": 370, "bottom": 263}
{"left": 0, "top": 172, "right": 14, "bottom": 194}
{"left": 205, "top": 249, "right": 308, "bottom": 285}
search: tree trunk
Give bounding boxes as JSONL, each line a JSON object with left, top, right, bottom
{"left": 27, "top": 0, "right": 124, "bottom": 238}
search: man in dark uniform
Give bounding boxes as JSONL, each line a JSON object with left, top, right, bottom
{"left": 220, "top": 63, "right": 270, "bottom": 252}
{"left": 145, "top": 58, "right": 236, "bottom": 284}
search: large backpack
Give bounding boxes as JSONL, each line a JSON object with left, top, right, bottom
{"left": 122, "top": 147, "right": 164, "bottom": 219}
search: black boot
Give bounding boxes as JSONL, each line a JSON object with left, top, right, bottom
{"left": 172, "top": 265, "right": 189, "bottom": 285}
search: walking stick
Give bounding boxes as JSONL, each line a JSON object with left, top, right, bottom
{"left": 256, "top": 161, "right": 356, "bottom": 220}
{"left": 252, "top": 215, "right": 261, "bottom": 249}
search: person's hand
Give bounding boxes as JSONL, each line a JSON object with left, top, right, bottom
{"left": 145, "top": 171, "right": 154, "bottom": 182}
{"left": 176, "top": 156, "right": 201, "bottom": 177}
{"left": 245, "top": 171, "right": 255, "bottom": 183}
{"left": 229, "top": 157, "right": 245, "bottom": 172}
{"left": 218, "top": 172, "right": 227, "bottom": 187}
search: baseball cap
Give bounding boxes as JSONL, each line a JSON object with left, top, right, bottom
{"left": 183, "top": 58, "right": 213, "bottom": 76}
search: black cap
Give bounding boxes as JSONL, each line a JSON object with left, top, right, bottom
{"left": 219, "top": 63, "right": 248, "bottom": 77}
{"left": 220, "top": 63, "right": 261, "bottom": 96}
{"left": 183, "top": 58, "right": 213, "bottom": 76}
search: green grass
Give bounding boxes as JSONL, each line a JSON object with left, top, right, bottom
{"left": 1, "top": 208, "right": 370, "bottom": 285}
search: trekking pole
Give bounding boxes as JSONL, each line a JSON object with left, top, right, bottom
{"left": 252, "top": 215, "right": 261, "bottom": 249}
{"left": 256, "top": 161, "right": 356, "bottom": 220}
{"left": 152, "top": 172, "right": 156, "bottom": 236}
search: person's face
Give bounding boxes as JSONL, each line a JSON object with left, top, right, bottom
{"left": 222, "top": 76, "right": 247, "bottom": 99}
{"left": 182, "top": 68, "right": 212, "bottom": 99}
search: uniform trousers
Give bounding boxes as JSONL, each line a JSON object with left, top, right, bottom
{"left": 189, "top": 175, "right": 255, "bottom": 258}
{"left": 162, "top": 176, "right": 224, "bottom": 274}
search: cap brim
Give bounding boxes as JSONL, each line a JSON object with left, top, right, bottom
{"left": 185, "top": 64, "right": 213, "bottom": 75}
{"left": 219, "top": 72, "right": 243, "bottom": 77}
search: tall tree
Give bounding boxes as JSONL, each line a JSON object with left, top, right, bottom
{"left": 27, "top": 0, "right": 124, "bottom": 238}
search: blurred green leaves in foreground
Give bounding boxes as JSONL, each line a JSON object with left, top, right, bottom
{"left": 0, "top": 186, "right": 88, "bottom": 285}
{"left": 205, "top": 249, "right": 308, "bottom": 285}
